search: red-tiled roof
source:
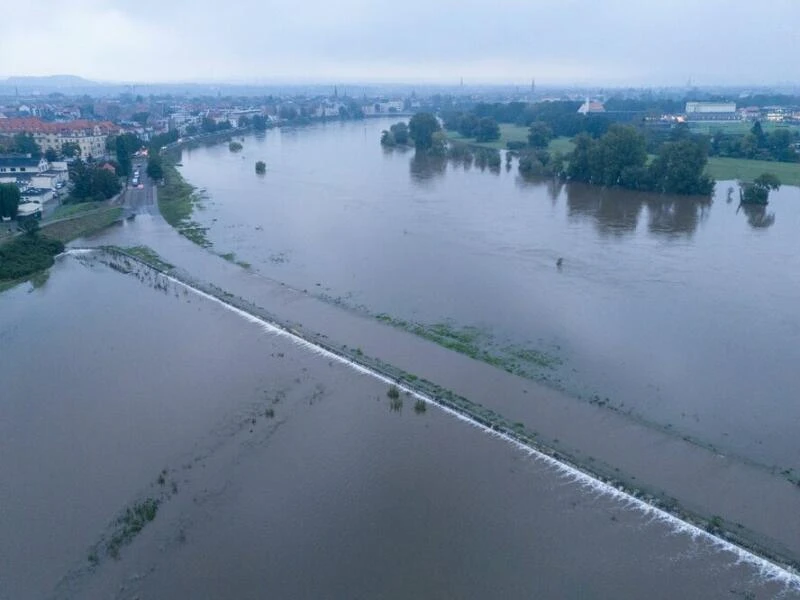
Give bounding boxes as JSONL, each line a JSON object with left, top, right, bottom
{"left": 0, "top": 118, "right": 118, "bottom": 134}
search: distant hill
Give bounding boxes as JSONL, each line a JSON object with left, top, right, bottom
{"left": 2, "top": 75, "right": 99, "bottom": 88}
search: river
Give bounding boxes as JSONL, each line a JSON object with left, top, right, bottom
{"left": 177, "top": 119, "right": 800, "bottom": 471}
{"left": 0, "top": 253, "right": 797, "bottom": 599}
{"left": 2, "top": 118, "right": 800, "bottom": 597}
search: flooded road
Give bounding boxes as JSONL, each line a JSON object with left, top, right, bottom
{"left": 1, "top": 254, "right": 798, "bottom": 599}
{"left": 176, "top": 120, "right": 800, "bottom": 471}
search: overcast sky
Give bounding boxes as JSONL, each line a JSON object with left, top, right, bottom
{"left": 3, "top": 0, "right": 799, "bottom": 86}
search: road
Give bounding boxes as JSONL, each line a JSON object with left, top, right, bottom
{"left": 123, "top": 161, "right": 159, "bottom": 215}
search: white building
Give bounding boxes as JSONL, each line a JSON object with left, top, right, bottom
{"left": 685, "top": 102, "right": 738, "bottom": 121}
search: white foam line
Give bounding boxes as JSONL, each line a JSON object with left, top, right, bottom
{"left": 75, "top": 251, "right": 800, "bottom": 590}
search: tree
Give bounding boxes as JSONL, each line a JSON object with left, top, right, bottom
{"left": 202, "top": 117, "right": 218, "bottom": 133}
{"left": 594, "top": 125, "right": 647, "bottom": 187}
{"left": 132, "top": 112, "right": 150, "bottom": 126}
{"left": 740, "top": 173, "right": 781, "bottom": 205}
{"left": 44, "top": 148, "right": 58, "bottom": 163}
{"left": 390, "top": 122, "right": 409, "bottom": 145}
{"left": 255, "top": 161, "right": 266, "bottom": 174}
{"left": 648, "top": 138, "right": 714, "bottom": 195}
{"left": 408, "top": 112, "right": 441, "bottom": 151}
{"left": 751, "top": 120, "right": 766, "bottom": 148}
{"left": 146, "top": 155, "right": 164, "bottom": 180}
{"left": 252, "top": 115, "right": 268, "bottom": 131}
{"left": 12, "top": 133, "right": 42, "bottom": 158}
{"left": 380, "top": 130, "right": 396, "bottom": 147}
{"left": 91, "top": 168, "right": 122, "bottom": 199}
{"left": 62, "top": 141, "right": 81, "bottom": 158}
{"left": 527, "top": 122, "right": 553, "bottom": 148}
{"left": 185, "top": 124, "right": 199, "bottom": 136}
{"left": 566, "top": 133, "right": 595, "bottom": 182}
{"left": 278, "top": 106, "right": 298, "bottom": 120}
{"left": 237, "top": 115, "right": 251, "bottom": 128}
{"left": 767, "top": 128, "right": 797, "bottom": 162}
{"left": 0, "top": 183, "right": 21, "bottom": 219}
{"left": 18, "top": 218, "right": 40, "bottom": 235}
{"left": 69, "top": 159, "right": 93, "bottom": 199}
{"left": 113, "top": 133, "right": 142, "bottom": 177}
{"left": 115, "top": 135, "right": 131, "bottom": 176}
{"left": 457, "top": 113, "right": 480, "bottom": 138}
{"left": 475, "top": 117, "right": 500, "bottom": 143}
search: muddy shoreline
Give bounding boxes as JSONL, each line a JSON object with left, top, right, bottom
{"left": 91, "top": 246, "right": 800, "bottom": 573}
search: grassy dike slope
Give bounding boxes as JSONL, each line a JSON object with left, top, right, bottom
{"left": 0, "top": 206, "right": 123, "bottom": 291}
{"left": 157, "top": 161, "right": 212, "bottom": 248}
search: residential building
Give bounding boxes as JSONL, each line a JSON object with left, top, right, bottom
{"left": 0, "top": 118, "right": 118, "bottom": 158}
{"left": 0, "top": 154, "right": 48, "bottom": 175}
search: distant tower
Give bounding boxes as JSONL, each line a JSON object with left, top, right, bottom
{"left": 460, "top": 77, "right": 463, "bottom": 88}
{"left": 334, "top": 85, "right": 338, "bottom": 98}
{"left": 531, "top": 78, "right": 535, "bottom": 93}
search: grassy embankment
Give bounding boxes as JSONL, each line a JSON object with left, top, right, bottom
{"left": 158, "top": 162, "right": 212, "bottom": 248}
{"left": 446, "top": 125, "right": 573, "bottom": 156}
{"left": 158, "top": 160, "right": 251, "bottom": 268}
{"left": 706, "top": 157, "right": 800, "bottom": 186}
{"left": 449, "top": 124, "right": 800, "bottom": 184}
{"left": 0, "top": 206, "right": 123, "bottom": 291}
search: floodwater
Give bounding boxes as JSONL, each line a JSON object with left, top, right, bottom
{"left": 1, "top": 253, "right": 798, "bottom": 599}
{"left": 177, "top": 120, "right": 800, "bottom": 471}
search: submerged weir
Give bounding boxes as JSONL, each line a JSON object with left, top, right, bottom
{"left": 71, "top": 248, "right": 800, "bottom": 591}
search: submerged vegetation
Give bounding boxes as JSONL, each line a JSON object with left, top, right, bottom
{"left": 375, "top": 315, "right": 561, "bottom": 382}
{"left": 121, "top": 245, "right": 174, "bottom": 271}
{"left": 229, "top": 141, "right": 243, "bottom": 152}
{"left": 255, "top": 160, "right": 266, "bottom": 174}
{"left": 739, "top": 173, "right": 782, "bottom": 205}
{"left": 105, "top": 498, "right": 160, "bottom": 559}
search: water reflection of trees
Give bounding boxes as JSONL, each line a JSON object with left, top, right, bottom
{"left": 408, "top": 146, "right": 505, "bottom": 185}
{"left": 738, "top": 203, "right": 776, "bottom": 229}
{"left": 565, "top": 183, "right": 644, "bottom": 237}
{"left": 409, "top": 152, "right": 447, "bottom": 184}
{"left": 515, "top": 175, "right": 564, "bottom": 205}
{"left": 564, "top": 182, "right": 713, "bottom": 238}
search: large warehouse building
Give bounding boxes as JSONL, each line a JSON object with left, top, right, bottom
{"left": 684, "top": 102, "right": 738, "bottom": 121}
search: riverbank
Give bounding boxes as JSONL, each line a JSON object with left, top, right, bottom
{"left": 157, "top": 161, "right": 211, "bottom": 248}
{"left": 446, "top": 124, "right": 800, "bottom": 184}
{"left": 0, "top": 206, "right": 123, "bottom": 289}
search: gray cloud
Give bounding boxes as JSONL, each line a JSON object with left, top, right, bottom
{"left": 3, "top": 0, "right": 798, "bottom": 85}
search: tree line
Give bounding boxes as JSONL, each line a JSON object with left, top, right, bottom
{"left": 565, "top": 125, "right": 715, "bottom": 195}
{"left": 710, "top": 121, "right": 798, "bottom": 162}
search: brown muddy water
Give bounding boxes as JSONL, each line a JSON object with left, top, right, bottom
{"left": 1, "top": 253, "right": 798, "bottom": 599}
{"left": 175, "top": 119, "right": 800, "bottom": 473}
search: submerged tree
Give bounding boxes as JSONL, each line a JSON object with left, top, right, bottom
{"left": 739, "top": 173, "right": 781, "bottom": 205}
{"left": 408, "top": 112, "right": 441, "bottom": 151}
{"left": 255, "top": 160, "right": 266, "bottom": 174}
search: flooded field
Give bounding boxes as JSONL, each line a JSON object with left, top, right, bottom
{"left": 176, "top": 119, "right": 800, "bottom": 473}
{"left": 1, "top": 253, "right": 798, "bottom": 599}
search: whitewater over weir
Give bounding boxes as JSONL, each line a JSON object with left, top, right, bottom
{"left": 74, "top": 249, "right": 800, "bottom": 593}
